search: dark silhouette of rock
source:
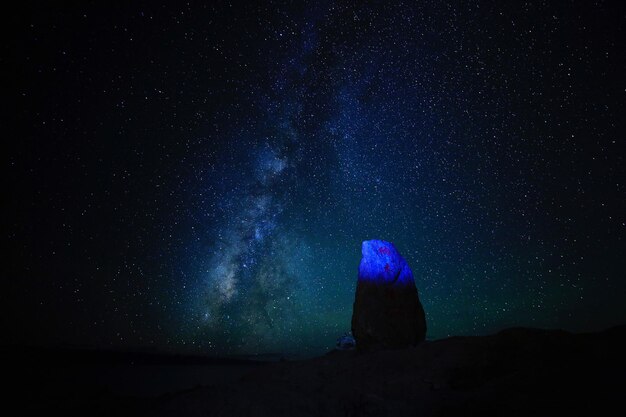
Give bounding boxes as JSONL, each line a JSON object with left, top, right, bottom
{"left": 351, "top": 240, "right": 426, "bottom": 350}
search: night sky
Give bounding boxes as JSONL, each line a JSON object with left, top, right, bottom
{"left": 6, "top": 1, "right": 626, "bottom": 357}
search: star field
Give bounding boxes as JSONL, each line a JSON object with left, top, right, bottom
{"left": 6, "top": 1, "right": 625, "bottom": 356}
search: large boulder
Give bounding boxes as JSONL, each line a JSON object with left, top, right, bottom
{"left": 351, "top": 240, "right": 426, "bottom": 350}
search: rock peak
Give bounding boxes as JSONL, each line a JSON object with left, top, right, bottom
{"left": 358, "top": 240, "right": 415, "bottom": 286}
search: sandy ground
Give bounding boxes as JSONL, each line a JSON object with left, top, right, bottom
{"left": 4, "top": 325, "right": 625, "bottom": 416}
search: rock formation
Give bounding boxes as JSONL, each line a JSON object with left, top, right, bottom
{"left": 351, "top": 239, "right": 426, "bottom": 350}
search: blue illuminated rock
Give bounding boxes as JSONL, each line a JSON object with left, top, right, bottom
{"left": 351, "top": 240, "right": 426, "bottom": 350}
{"left": 336, "top": 333, "right": 356, "bottom": 350}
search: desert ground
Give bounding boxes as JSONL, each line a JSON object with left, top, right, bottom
{"left": 5, "top": 325, "right": 625, "bottom": 416}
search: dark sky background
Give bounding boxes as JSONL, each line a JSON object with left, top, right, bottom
{"left": 5, "top": 1, "right": 626, "bottom": 357}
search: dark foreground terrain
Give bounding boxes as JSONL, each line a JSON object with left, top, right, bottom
{"left": 5, "top": 325, "right": 625, "bottom": 416}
